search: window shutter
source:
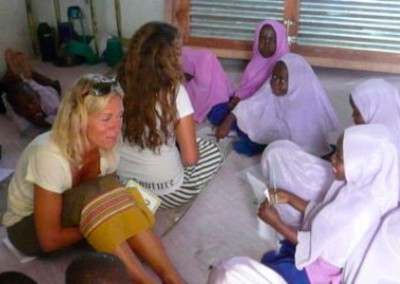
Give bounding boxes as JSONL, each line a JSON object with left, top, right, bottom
{"left": 189, "top": 0, "right": 285, "bottom": 41}
{"left": 297, "top": 0, "right": 400, "bottom": 54}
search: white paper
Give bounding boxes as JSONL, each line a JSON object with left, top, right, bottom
{"left": 125, "top": 179, "right": 161, "bottom": 213}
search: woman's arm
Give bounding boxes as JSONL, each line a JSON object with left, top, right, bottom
{"left": 175, "top": 114, "right": 199, "bottom": 166}
{"left": 258, "top": 201, "right": 298, "bottom": 244}
{"left": 34, "top": 185, "right": 83, "bottom": 252}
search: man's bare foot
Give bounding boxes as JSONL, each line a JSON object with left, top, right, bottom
{"left": 4, "top": 49, "right": 20, "bottom": 76}
{"left": 15, "top": 51, "right": 32, "bottom": 79}
{"left": 4, "top": 49, "right": 32, "bottom": 79}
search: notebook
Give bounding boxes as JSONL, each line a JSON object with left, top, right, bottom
{"left": 125, "top": 179, "right": 161, "bottom": 213}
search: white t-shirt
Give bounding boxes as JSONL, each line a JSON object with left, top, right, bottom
{"left": 2, "top": 132, "right": 119, "bottom": 227}
{"left": 118, "top": 85, "right": 194, "bottom": 195}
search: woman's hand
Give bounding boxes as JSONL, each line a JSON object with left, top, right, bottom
{"left": 258, "top": 200, "right": 282, "bottom": 227}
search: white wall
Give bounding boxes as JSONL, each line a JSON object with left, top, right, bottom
{"left": 0, "top": 0, "right": 32, "bottom": 73}
{"left": 0, "top": 0, "right": 165, "bottom": 73}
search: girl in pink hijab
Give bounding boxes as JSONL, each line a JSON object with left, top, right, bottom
{"left": 258, "top": 124, "right": 399, "bottom": 284}
{"left": 181, "top": 47, "right": 234, "bottom": 123}
{"left": 208, "top": 19, "right": 289, "bottom": 126}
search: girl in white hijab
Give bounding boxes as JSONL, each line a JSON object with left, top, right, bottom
{"left": 343, "top": 208, "right": 400, "bottom": 284}
{"left": 350, "top": 78, "right": 400, "bottom": 146}
{"left": 223, "top": 53, "right": 340, "bottom": 157}
{"left": 260, "top": 78, "right": 400, "bottom": 228}
{"left": 208, "top": 256, "right": 288, "bottom": 284}
{"left": 258, "top": 124, "right": 399, "bottom": 284}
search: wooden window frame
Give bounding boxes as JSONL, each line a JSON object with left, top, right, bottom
{"left": 166, "top": 0, "right": 400, "bottom": 73}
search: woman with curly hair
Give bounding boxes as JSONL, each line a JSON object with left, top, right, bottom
{"left": 117, "top": 21, "right": 225, "bottom": 208}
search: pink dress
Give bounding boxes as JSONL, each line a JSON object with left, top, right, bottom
{"left": 181, "top": 47, "right": 234, "bottom": 122}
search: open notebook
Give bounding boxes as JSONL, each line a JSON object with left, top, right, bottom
{"left": 125, "top": 179, "right": 161, "bottom": 213}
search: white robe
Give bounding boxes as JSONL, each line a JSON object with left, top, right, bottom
{"left": 233, "top": 53, "right": 340, "bottom": 156}
{"left": 343, "top": 208, "right": 400, "bottom": 284}
{"left": 296, "top": 124, "right": 399, "bottom": 270}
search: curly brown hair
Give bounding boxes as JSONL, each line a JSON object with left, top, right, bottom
{"left": 117, "top": 21, "right": 182, "bottom": 151}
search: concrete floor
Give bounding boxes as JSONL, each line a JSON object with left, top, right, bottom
{"left": 1, "top": 58, "right": 400, "bottom": 283}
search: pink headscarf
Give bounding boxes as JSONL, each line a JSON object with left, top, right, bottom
{"left": 296, "top": 124, "right": 399, "bottom": 271}
{"left": 235, "top": 19, "right": 290, "bottom": 100}
{"left": 233, "top": 53, "right": 341, "bottom": 156}
{"left": 181, "top": 47, "right": 234, "bottom": 122}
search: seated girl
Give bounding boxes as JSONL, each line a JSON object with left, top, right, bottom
{"left": 258, "top": 124, "right": 399, "bottom": 284}
{"left": 343, "top": 207, "right": 400, "bottom": 284}
{"left": 117, "top": 22, "right": 225, "bottom": 209}
{"left": 350, "top": 78, "right": 400, "bottom": 144}
{"left": 216, "top": 53, "right": 340, "bottom": 157}
{"left": 260, "top": 78, "right": 400, "bottom": 228}
{"left": 208, "top": 19, "right": 289, "bottom": 126}
{"left": 2, "top": 74, "right": 184, "bottom": 284}
{"left": 181, "top": 47, "right": 234, "bottom": 123}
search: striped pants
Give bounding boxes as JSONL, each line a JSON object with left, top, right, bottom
{"left": 159, "top": 138, "right": 225, "bottom": 208}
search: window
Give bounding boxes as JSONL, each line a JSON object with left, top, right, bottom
{"left": 168, "top": 0, "right": 400, "bottom": 73}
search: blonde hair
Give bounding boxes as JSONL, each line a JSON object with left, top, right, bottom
{"left": 51, "top": 74, "right": 124, "bottom": 165}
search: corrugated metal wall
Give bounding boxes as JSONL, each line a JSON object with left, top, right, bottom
{"left": 298, "top": 0, "right": 400, "bottom": 53}
{"left": 189, "top": 0, "right": 285, "bottom": 40}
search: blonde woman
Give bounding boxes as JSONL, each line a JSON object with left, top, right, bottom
{"left": 3, "top": 74, "right": 184, "bottom": 284}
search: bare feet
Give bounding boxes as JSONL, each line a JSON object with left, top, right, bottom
{"left": 4, "top": 49, "right": 32, "bottom": 79}
{"left": 15, "top": 51, "right": 32, "bottom": 79}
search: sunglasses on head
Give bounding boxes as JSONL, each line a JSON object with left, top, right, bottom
{"left": 82, "top": 76, "right": 122, "bottom": 98}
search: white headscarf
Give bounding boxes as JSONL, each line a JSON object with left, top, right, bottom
{"left": 207, "top": 256, "right": 288, "bottom": 284}
{"left": 295, "top": 124, "right": 399, "bottom": 269}
{"left": 260, "top": 140, "right": 334, "bottom": 228}
{"left": 351, "top": 78, "right": 400, "bottom": 147}
{"left": 343, "top": 208, "right": 400, "bottom": 284}
{"left": 233, "top": 53, "right": 340, "bottom": 156}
